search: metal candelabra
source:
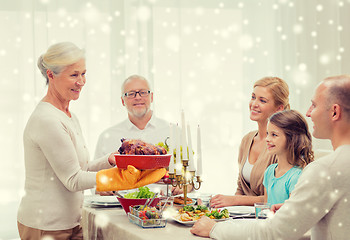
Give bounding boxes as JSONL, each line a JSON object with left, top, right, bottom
{"left": 168, "top": 159, "right": 202, "bottom": 205}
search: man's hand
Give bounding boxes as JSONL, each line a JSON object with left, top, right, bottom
{"left": 190, "top": 216, "right": 216, "bottom": 238}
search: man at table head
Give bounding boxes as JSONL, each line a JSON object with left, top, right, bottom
{"left": 94, "top": 75, "right": 183, "bottom": 195}
{"left": 94, "top": 74, "right": 169, "bottom": 159}
{"left": 191, "top": 74, "right": 350, "bottom": 239}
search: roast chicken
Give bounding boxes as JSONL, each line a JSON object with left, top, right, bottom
{"left": 118, "top": 139, "right": 167, "bottom": 155}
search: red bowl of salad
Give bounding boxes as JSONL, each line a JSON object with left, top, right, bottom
{"left": 117, "top": 187, "right": 159, "bottom": 213}
{"left": 118, "top": 197, "right": 160, "bottom": 213}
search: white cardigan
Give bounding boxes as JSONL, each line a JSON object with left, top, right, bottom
{"left": 17, "top": 102, "right": 111, "bottom": 230}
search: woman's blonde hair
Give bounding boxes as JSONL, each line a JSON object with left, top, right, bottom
{"left": 37, "top": 42, "right": 85, "bottom": 84}
{"left": 254, "top": 77, "right": 290, "bottom": 110}
{"left": 269, "top": 110, "right": 314, "bottom": 168}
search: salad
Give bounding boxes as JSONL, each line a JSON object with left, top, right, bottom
{"left": 124, "top": 187, "right": 155, "bottom": 199}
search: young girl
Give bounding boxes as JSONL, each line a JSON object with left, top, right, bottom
{"left": 263, "top": 109, "right": 314, "bottom": 205}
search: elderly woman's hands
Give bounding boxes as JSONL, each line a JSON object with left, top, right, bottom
{"left": 190, "top": 216, "right": 216, "bottom": 238}
{"left": 96, "top": 165, "right": 166, "bottom": 192}
{"left": 108, "top": 151, "right": 118, "bottom": 167}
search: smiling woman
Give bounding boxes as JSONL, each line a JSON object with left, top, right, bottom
{"left": 45, "top": 59, "right": 86, "bottom": 113}
{"left": 38, "top": 42, "right": 86, "bottom": 114}
{"left": 16, "top": 42, "right": 166, "bottom": 239}
{"left": 210, "top": 77, "right": 290, "bottom": 208}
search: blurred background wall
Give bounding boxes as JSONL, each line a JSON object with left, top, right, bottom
{"left": 1, "top": 0, "right": 349, "bottom": 238}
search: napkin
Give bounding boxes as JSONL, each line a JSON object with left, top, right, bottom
{"left": 96, "top": 165, "right": 166, "bottom": 191}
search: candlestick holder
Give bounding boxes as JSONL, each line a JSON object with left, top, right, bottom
{"left": 168, "top": 159, "right": 202, "bottom": 205}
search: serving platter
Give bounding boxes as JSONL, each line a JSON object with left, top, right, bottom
{"left": 114, "top": 154, "right": 171, "bottom": 170}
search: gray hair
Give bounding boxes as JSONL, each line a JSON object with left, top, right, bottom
{"left": 37, "top": 42, "right": 85, "bottom": 84}
{"left": 121, "top": 74, "right": 152, "bottom": 94}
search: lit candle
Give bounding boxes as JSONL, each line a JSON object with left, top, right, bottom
{"left": 181, "top": 110, "right": 188, "bottom": 160}
{"left": 168, "top": 123, "right": 175, "bottom": 173}
{"left": 197, "top": 125, "right": 202, "bottom": 176}
{"left": 175, "top": 124, "right": 182, "bottom": 174}
{"left": 187, "top": 124, "right": 195, "bottom": 171}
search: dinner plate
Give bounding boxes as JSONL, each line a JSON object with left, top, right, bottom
{"left": 173, "top": 198, "right": 196, "bottom": 209}
{"left": 225, "top": 206, "right": 255, "bottom": 215}
{"left": 172, "top": 216, "right": 228, "bottom": 226}
{"left": 85, "top": 195, "right": 121, "bottom": 207}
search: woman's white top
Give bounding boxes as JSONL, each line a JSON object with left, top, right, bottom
{"left": 17, "top": 102, "right": 111, "bottom": 230}
{"left": 242, "top": 156, "right": 254, "bottom": 184}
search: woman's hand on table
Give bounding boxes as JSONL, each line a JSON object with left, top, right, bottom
{"left": 190, "top": 216, "right": 216, "bottom": 238}
{"left": 210, "top": 194, "right": 234, "bottom": 208}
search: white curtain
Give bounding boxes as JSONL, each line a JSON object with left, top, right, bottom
{"left": 1, "top": 0, "right": 349, "bottom": 238}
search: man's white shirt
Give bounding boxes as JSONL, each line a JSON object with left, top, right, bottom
{"left": 94, "top": 114, "right": 170, "bottom": 159}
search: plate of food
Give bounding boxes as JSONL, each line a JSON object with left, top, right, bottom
{"left": 172, "top": 205, "right": 230, "bottom": 226}
{"left": 115, "top": 139, "right": 171, "bottom": 169}
{"left": 225, "top": 206, "right": 255, "bottom": 215}
{"left": 173, "top": 196, "right": 196, "bottom": 209}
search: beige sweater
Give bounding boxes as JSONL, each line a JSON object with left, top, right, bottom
{"left": 17, "top": 102, "right": 112, "bottom": 230}
{"left": 211, "top": 145, "right": 350, "bottom": 240}
{"left": 235, "top": 131, "right": 277, "bottom": 197}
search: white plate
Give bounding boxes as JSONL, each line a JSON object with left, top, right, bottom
{"left": 85, "top": 195, "right": 121, "bottom": 207}
{"left": 172, "top": 216, "right": 228, "bottom": 226}
{"left": 225, "top": 206, "right": 255, "bottom": 215}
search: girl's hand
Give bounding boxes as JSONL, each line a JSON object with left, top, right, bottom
{"left": 210, "top": 194, "right": 232, "bottom": 208}
{"left": 271, "top": 203, "right": 284, "bottom": 213}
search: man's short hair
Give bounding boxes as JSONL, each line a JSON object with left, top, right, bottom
{"left": 121, "top": 75, "right": 151, "bottom": 94}
{"left": 324, "top": 75, "right": 350, "bottom": 120}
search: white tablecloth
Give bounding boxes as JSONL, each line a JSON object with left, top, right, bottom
{"left": 81, "top": 205, "right": 311, "bottom": 240}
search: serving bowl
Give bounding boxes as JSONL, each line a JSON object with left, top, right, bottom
{"left": 114, "top": 154, "right": 171, "bottom": 170}
{"left": 117, "top": 197, "right": 160, "bottom": 213}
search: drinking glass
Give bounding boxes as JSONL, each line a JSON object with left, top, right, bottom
{"left": 254, "top": 202, "right": 271, "bottom": 219}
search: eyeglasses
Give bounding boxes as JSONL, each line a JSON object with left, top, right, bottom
{"left": 123, "top": 90, "right": 151, "bottom": 99}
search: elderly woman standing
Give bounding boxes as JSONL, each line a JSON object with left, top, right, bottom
{"left": 211, "top": 77, "right": 290, "bottom": 207}
{"left": 17, "top": 42, "right": 165, "bottom": 239}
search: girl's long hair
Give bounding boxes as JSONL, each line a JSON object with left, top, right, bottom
{"left": 269, "top": 110, "right": 314, "bottom": 168}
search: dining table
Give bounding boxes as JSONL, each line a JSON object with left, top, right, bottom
{"left": 81, "top": 204, "right": 203, "bottom": 240}
{"left": 81, "top": 197, "right": 311, "bottom": 240}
